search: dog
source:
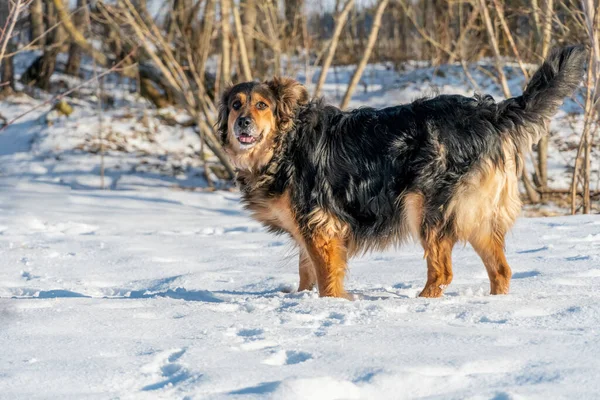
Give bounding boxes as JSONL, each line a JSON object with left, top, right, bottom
{"left": 217, "top": 46, "right": 585, "bottom": 299}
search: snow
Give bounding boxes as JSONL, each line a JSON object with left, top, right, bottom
{"left": 1, "top": 56, "right": 600, "bottom": 399}
{"left": 2, "top": 166, "right": 600, "bottom": 400}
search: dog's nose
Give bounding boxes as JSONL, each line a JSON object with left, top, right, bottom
{"left": 237, "top": 117, "right": 251, "bottom": 128}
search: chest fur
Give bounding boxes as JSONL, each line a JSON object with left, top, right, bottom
{"left": 245, "top": 191, "right": 301, "bottom": 240}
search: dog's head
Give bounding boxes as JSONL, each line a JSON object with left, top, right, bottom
{"left": 217, "top": 77, "right": 309, "bottom": 170}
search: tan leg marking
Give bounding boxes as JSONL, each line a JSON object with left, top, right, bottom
{"left": 470, "top": 234, "right": 512, "bottom": 295}
{"left": 303, "top": 233, "right": 350, "bottom": 299}
{"left": 419, "top": 235, "right": 456, "bottom": 298}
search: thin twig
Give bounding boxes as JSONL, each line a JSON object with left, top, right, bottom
{"left": 0, "top": 0, "right": 26, "bottom": 63}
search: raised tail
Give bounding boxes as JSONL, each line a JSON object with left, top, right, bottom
{"left": 499, "top": 45, "right": 586, "bottom": 147}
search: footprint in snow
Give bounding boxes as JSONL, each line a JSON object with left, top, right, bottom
{"left": 566, "top": 255, "right": 591, "bottom": 261}
{"left": 512, "top": 270, "right": 541, "bottom": 279}
{"left": 229, "top": 327, "right": 278, "bottom": 351}
{"left": 237, "top": 328, "right": 265, "bottom": 338}
{"left": 140, "top": 348, "right": 197, "bottom": 391}
{"left": 262, "top": 350, "right": 312, "bottom": 366}
{"left": 516, "top": 246, "right": 549, "bottom": 254}
{"left": 479, "top": 316, "right": 508, "bottom": 324}
{"left": 315, "top": 312, "right": 348, "bottom": 336}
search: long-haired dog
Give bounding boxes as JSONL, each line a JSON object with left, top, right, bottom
{"left": 217, "top": 46, "right": 585, "bottom": 299}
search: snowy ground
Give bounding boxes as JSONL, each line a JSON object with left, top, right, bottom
{"left": 1, "top": 57, "right": 600, "bottom": 399}
{"left": 2, "top": 114, "right": 600, "bottom": 399}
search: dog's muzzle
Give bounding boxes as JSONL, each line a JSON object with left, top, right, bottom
{"left": 235, "top": 117, "right": 259, "bottom": 147}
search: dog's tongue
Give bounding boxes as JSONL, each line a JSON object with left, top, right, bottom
{"left": 239, "top": 134, "right": 256, "bottom": 144}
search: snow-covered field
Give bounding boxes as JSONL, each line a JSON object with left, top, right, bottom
{"left": 1, "top": 57, "right": 600, "bottom": 399}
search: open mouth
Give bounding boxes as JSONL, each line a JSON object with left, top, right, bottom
{"left": 237, "top": 132, "right": 257, "bottom": 145}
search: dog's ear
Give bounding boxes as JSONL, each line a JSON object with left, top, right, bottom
{"left": 265, "top": 77, "right": 309, "bottom": 131}
{"left": 216, "top": 85, "right": 234, "bottom": 145}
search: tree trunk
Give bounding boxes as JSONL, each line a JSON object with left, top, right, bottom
{"left": 340, "top": 0, "right": 389, "bottom": 109}
{"left": 65, "top": 0, "right": 87, "bottom": 77}
{"left": 422, "top": 0, "right": 430, "bottom": 60}
{"left": 541, "top": 0, "right": 554, "bottom": 58}
{"left": 313, "top": 0, "right": 355, "bottom": 98}
{"left": 491, "top": 0, "right": 529, "bottom": 79}
{"left": 231, "top": 0, "right": 252, "bottom": 81}
{"left": 0, "top": 0, "right": 15, "bottom": 97}
{"left": 140, "top": 78, "right": 173, "bottom": 109}
{"left": 241, "top": 0, "right": 257, "bottom": 70}
{"left": 220, "top": 0, "right": 232, "bottom": 88}
{"left": 478, "top": 0, "right": 511, "bottom": 98}
{"left": 21, "top": 47, "right": 60, "bottom": 91}
{"left": 264, "top": 0, "right": 282, "bottom": 75}
{"left": 197, "top": 0, "right": 215, "bottom": 79}
{"left": 531, "top": 0, "right": 542, "bottom": 46}
{"left": 21, "top": 0, "right": 62, "bottom": 90}
{"left": 284, "top": 0, "right": 304, "bottom": 53}
{"left": 537, "top": 0, "right": 554, "bottom": 193}
{"left": 54, "top": 0, "right": 108, "bottom": 65}
{"left": 1, "top": 41, "right": 16, "bottom": 96}
{"left": 47, "top": 0, "right": 67, "bottom": 48}
{"left": 30, "top": 0, "right": 45, "bottom": 47}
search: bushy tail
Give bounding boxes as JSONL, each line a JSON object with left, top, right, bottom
{"left": 500, "top": 45, "right": 586, "bottom": 146}
{"left": 521, "top": 45, "right": 586, "bottom": 118}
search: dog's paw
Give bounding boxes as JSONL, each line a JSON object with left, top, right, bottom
{"left": 418, "top": 284, "right": 446, "bottom": 298}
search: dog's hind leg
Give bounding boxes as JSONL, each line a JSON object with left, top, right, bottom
{"left": 470, "top": 232, "right": 512, "bottom": 295}
{"left": 303, "top": 233, "right": 349, "bottom": 299}
{"left": 419, "top": 234, "right": 456, "bottom": 298}
{"left": 298, "top": 249, "right": 317, "bottom": 292}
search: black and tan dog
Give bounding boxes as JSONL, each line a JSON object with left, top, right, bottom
{"left": 217, "top": 46, "right": 585, "bottom": 299}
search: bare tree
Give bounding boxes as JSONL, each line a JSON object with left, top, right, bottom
{"left": 21, "top": 0, "right": 63, "bottom": 90}
{"left": 0, "top": 0, "right": 16, "bottom": 96}
{"left": 1, "top": 46, "right": 15, "bottom": 96}
{"left": 65, "top": 0, "right": 88, "bottom": 76}
{"left": 571, "top": 0, "right": 599, "bottom": 214}
{"left": 256, "top": 0, "right": 283, "bottom": 76}
{"left": 0, "top": 0, "right": 25, "bottom": 63}
{"left": 241, "top": 0, "right": 259, "bottom": 73}
{"left": 340, "top": 0, "right": 389, "bottom": 109}
{"left": 100, "top": 0, "right": 236, "bottom": 179}
{"left": 478, "top": 0, "right": 511, "bottom": 97}
{"left": 30, "top": 0, "right": 45, "bottom": 47}
{"left": 231, "top": 0, "right": 252, "bottom": 81}
{"left": 313, "top": 0, "right": 354, "bottom": 98}
{"left": 197, "top": 0, "right": 215, "bottom": 83}
{"left": 541, "top": 0, "right": 554, "bottom": 59}
{"left": 220, "top": 0, "right": 232, "bottom": 89}
{"left": 491, "top": 0, "right": 529, "bottom": 80}
{"left": 537, "top": 0, "right": 555, "bottom": 193}
{"left": 284, "top": 0, "right": 304, "bottom": 53}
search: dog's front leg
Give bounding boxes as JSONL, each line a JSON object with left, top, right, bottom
{"left": 303, "top": 232, "right": 350, "bottom": 299}
{"left": 297, "top": 248, "right": 317, "bottom": 292}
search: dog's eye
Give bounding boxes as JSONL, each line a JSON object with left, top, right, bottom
{"left": 232, "top": 101, "right": 242, "bottom": 110}
{"left": 256, "top": 101, "right": 268, "bottom": 110}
